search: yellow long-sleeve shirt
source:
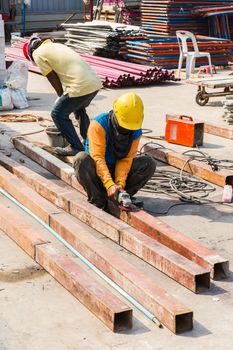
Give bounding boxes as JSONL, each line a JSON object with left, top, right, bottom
{"left": 33, "top": 39, "right": 102, "bottom": 97}
{"left": 87, "top": 115, "right": 141, "bottom": 190}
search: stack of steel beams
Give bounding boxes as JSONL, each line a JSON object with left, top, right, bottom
{"left": 62, "top": 22, "right": 145, "bottom": 59}
{"left": 193, "top": 4, "right": 233, "bottom": 40}
{"left": 124, "top": 35, "right": 233, "bottom": 68}
{"left": 141, "top": 0, "right": 233, "bottom": 37}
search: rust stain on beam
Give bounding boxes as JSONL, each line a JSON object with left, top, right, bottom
{"left": 109, "top": 204, "right": 229, "bottom": 280}
{"left": 0, "top": 157, "right": 210, "bottom": 293}
{"left": 0, "top": 199, "right": 132, "bottom": 331}
{"left": 0, "top": 166, "right": 62, "bottom": 224}
{"left": 142, "top": 143, "right": 233, "bottom": 188}
{"left": 49, "top": 212, "right": 193, "bottom": 333}
{"left": 36, "top": 244, "right": 133, "bottom": 332}
{"left": 70, "top": 201, "right": 210, "bottom": 292}
{"left": 0, "top": 202, "right": 50, "bottom": 258}
{"left": 204, "top": 123, "right": 233, "bottom": 140}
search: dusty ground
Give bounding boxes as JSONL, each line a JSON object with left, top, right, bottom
{"left": 0, "top": 69, "right": 233, "bottom": 350}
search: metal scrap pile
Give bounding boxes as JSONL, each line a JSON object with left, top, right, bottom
{"left": 124, "top": 35, "right": 233, "bottom": 68}
{"left": 62, "top": 22, "right": 145, "bottom": 59}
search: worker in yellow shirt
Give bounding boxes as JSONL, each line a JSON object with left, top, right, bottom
{"left": 73, "top": 92, "right": 156, "bottom": 211}
{"left": 23, "top": 35, "right": 102, "bottom": 156}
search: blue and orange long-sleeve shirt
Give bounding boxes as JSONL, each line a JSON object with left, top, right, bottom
{"left": 86, "top": 113, "right": 142, "bottom": 190}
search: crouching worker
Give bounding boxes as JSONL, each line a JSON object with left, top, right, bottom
{"left": 73, "top": 92, "right": 156, "bottom": 211}
{"left": 23, "top": 35, "right": 102, "bottom": 156}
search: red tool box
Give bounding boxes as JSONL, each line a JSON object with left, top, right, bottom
{"left": 165, "top": 115, "right": 204, "bottom": 147}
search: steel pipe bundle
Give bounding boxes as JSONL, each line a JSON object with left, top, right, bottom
{"left": 80, "top": 53, "right": 178, "bottom": 87}
{"left": 5, "top": 40, "right": 178, "bottom": 88}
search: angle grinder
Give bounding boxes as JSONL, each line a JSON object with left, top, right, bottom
{"left": 117, "top": 191, "right": 142, "bottom": 212}
{"left": 117, "top": 191, "right": 132, "bottom": 210}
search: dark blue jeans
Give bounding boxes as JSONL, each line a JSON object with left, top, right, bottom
{"left": 51, "top": 90, "right": 98, "bottom": 150}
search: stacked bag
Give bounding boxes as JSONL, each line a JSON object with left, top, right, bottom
{"left": 0, "top": 15, "right": 29, "bottom": 111}
{"left": 0, "top": 15, "right": 6, "bottom": 86}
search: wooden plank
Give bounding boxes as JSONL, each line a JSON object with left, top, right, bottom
{"left": 9, "top": 139, "right": 229, "bottom": 279}
{"left": 0, "top": 157, "right": 211, "bottom": 293}
{"left": 36, "top": 244, "right": 133, "bottom": 332}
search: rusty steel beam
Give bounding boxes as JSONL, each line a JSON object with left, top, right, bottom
{"left": 10, "top": 139, "right": 229, "bottom": 279}
{"left": 49, "top": 212, "right": 193, "bottom": 333}
{"left": 0, "top": 161, "right": 211, "bottom": 293}
{"left": 36, "top": 244, "right": 133, "bottom": 332}
{"left": 0, "top": 201, "right": 132, "bottom": 332}
{"left": 142, "top": 142, "right": 233, "bottom": 188}
{"left": 204, "top": 123, "right": 233, "bottom": 140}
{"left": 0, "top": 168, "right": 62, "bottom": 224}
{"left": 0, "top": 201, "right": 49, "bottom": 258}
{"left": 108, "top": 204, "right": 229, "bottom": 280}
{"left": 0, "top": 163, "right": 193, "bottom": 333}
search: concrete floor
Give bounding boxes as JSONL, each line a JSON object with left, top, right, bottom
{"left": 0, "top": 70, "right": 233, "bottom": 350}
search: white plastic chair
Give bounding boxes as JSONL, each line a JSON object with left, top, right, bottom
{"left": 176, "top": 31, "right": 213, "bottom": 79}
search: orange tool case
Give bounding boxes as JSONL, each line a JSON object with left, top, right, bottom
{"left": 165, "top": 115, "right": 204, "bottom": 147}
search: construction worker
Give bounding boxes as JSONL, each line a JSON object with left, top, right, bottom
{"left": 73, "top": 92, "right": 156, "bottom": 210}
{"left": 23, "top": 35, "right": 102, "bottom": 156}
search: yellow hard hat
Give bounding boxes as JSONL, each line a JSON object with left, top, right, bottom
{"left": 113, "top": 92, "right": 144, "bottom": 130}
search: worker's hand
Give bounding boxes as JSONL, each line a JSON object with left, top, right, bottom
{"left": 107, "top": 184, "right": 123, "bottom": 201}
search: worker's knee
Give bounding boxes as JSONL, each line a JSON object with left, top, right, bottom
{"left": 73, "top": 152, "right": 95, "bottom": 180}
{"left": 144, "top": 154, "right": 156, "bottom": 177}
{"left": 51, "top": 104, "right": 67, "bottom": 123}
{"left": 134, "top": 154, "right": 156, "bottom": 177}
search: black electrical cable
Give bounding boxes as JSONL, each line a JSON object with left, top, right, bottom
{"left": 144, "top": 199, "right": 233, "bottom": 216}
{"left": 138, "top": 141, "right": 233, "bottom": 214}
{"left": 144, "top": 202, "right": 200, "bottom": 215}
{"left": 182, "top": 149, "right": 233, "bottom": 171}
{"left": 142, "top": 129, "right": 164, "bottom": 140}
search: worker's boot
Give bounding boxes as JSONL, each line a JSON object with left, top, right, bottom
{"left": 55, "top": 145, "right": 80, "bottom": 156}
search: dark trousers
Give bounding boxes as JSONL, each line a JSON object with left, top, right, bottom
{"left": 51, "top": 91, "right": 98, "bottom": 151}
{"left": 73, "top": 152, "right": 156, "bottom": 209}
